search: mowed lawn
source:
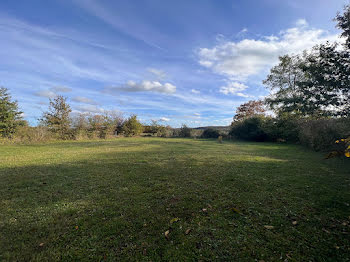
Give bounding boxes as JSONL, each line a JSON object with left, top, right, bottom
{"left": 0, "top": 138, "right": 349, "bottom": 261}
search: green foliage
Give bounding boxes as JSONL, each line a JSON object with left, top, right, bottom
{"left": 298, "top": 118, "right": 350, "bottom": 151}
{"left": 298, "top": 43, "right": 350, "bottom": 117}
{"left": 122, "top": 115, "right": 143, "bottom": 137}
{"left": 178, "top": 124, "right": 192, "bottom": 138}
{"left": 0, "top": 87, "right": 23, "bottom": 138}
{"left": 86, "top": 112, "right": 123, "bottom": 139}
{"left": 230, "top": 116, "right": 272, "bottom": 142}
{"left": 12, "top": 126, "right": 53, "bottom": 143}
{"left": 41, "top": 95, "right": 72, "bottom": 139}
{"left": 264, "top": 45, "right": 350, "bottom": 118}
{"left": 264, "top": 54, "right": 307, "bottom": 116}
{"left": 335, "top": 4, "right": 350, "bottom": 48}
{"left": 144, "top": 120, "right": 171, "bottom": 137}
{"left": 271, "top": 114, "right": 300, "bottom": 142}
{"left": 201, "top": 128, "right": 220, "bottom": 138}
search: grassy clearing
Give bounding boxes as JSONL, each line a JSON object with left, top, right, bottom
{"left": 0, "top": 138, "right": 349, "bottom": 261}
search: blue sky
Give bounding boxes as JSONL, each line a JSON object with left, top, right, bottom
{"left": 0, "top": 0, "right": 347, "bottom": 127}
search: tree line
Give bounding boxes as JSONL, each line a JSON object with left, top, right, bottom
{"left": 0, "top": 5, "right": 349, "bottom": 157}
{"left": 230, "top": 4, "right": 350, "bottom": 158}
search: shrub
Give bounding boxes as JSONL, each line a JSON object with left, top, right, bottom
{"left": 11, "top": 126, "right": 53, "bottom": 143}
{"left": 230, "top": 117, "right": 271, "bottom": 142}
{"left": 298, "top": 118, "right": 350, "bottom": 151}
{"left": 201, "top": 128, "right": 220, "bottom": 138}
{"left": 122, "top": 115, "right": 143, "bottom": 137}
{"left": 178, "top": 124, "right": 192, "bottom": 138}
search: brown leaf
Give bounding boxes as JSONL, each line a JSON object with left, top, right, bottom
{"left": 202, "top": 208, "right": 207, "bottom": 213}
{"left": 39, "top": 243, "right": 45, "bottom": 247}
{"left": 264, "top": 225, "right": 274, "bottom": 230}
{"left": 164, "top": 230, "right": 170, "bottom": 239}
{"left": 185, "top": 228, "right": 191, "bottom": 235}
{"left": 292, "top": 221, "right": 298, "bottom": 226}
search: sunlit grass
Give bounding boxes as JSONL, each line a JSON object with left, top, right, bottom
{"left": 0, "top": 138, "right": 349, "bottom": 261}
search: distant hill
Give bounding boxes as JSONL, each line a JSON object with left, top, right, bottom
{"left": 193, "top": 126, "right": 230, "bottom": 131}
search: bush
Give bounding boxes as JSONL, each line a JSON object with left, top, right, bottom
{"left": 272, "top": 115, "right": 300, "bottom": 142}
{"left": 11, "top": 126, "right": 53, "bottom": 143}
{"left": 122, "top": 115, "right": 143, "bottom": 137}
{"left": 298, "top": 118, "right": 350, "bottom": 151}
{"left": 201, "top": 128, "right": 220, "bottom": 138}
{"left": 230, "top": 117, "right": 271, "bottom": 142}
{"left": 178, "top": 124, "right": 192, "bottom": 138}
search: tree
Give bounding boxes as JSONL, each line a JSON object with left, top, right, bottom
{"left": 335, "top": 4, "right": 350, "bottom": 48}
{"left": 0, "top": 87, "right": 23, "bottom": 138}
{"left": 297, "top": 43, "right": 350, "bottom": 117}
{"left": 264, "top": 46, "right": 350, "bottom": 118}
{"left": 179, "top": 124, "right": 191, "bottom": 138}
{"left": 41, "top": 95, "right": 72, "bottom": 139}
{"left": 121, "top": 115, "right": 143, "bottom": 136}
{"left": 233, "top": 100, "right": 266, "bottom": 122}
{"left": 264, "top": 54, "right": 307, "bottom": 116}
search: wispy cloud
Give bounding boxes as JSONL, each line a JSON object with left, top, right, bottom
{"left": 105, "top": 80, "right": 176, "bottom": 94}
{"left": 147, "top": 68, "right": 167, "bottom": 80}
{"left": 73, "top": 0, "right": 165, "bottom": 50}
{"left": 72, "top": 96, "right": 98, "bottom": 105}
{"left": 34, "top": 90, "right": 56, "bottom": 99}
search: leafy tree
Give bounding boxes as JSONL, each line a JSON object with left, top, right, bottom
{"left": 233, "top": 100, "right": 266, "bottom": 122}
{"left": 179, "top": 124, "right": 192, "bottom": 138}
{"left": 335, "top": 4, "right": 350, "bottom": 48}
{"left": 298, "top": 43, "right": 350, "bottom": 117}
{"left": 264, "top": 54, "right": 307, "bottom": 116}
{"left": 41, "top": 95, "right": 72, "bottom": 139}
{"left": 264, "top": 45, "right": 350, "bottom": 118}
{"left": 122, "top": 115, "right": 143, "bottom": 136}
{"left": 0, "top": 87, "right": 23, "bottom": 138}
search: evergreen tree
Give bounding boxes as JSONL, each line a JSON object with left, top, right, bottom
{"left": 41, "top": 95, "right": 72, "bottom": 139}
{"left": 0, "top": 87, "right": 23, "bottom": 138}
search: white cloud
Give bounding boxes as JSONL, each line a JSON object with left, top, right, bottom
{"left": 194, "top": 113, "right": 201, "bottom": 116}
{"left": 159, "top": 117, "right": 170, "bottom": 122}
{"left": 34, "top": 90, "right": 56, "bottom": 98}
{"left": 72, "top": 96, "right": 97, "bottom": 104}
{"left": 147, "top": 68, "right": 166, "bottom": 79}
{"left": 197, "top": 21, "right": 340, "bottom": 80}
{"left": 296, "top": 19, "right": 308, "bottom": 27}
{"left": 34, "top": 86, "right": 72, "bottom": 99}
{"left": 106, "top": 80, "right": 176, "bottom": 94}
{"left": 191, "top": 89, "right": 200, "bottom": 94}
{"left": 52, "top": 86, "right": 72, "bottom": 92}
{"left": 75, "top": 104, "right": 105, "bottom": 114}
{"left": 219, "top": 81, "right": 248, "bottom": 95}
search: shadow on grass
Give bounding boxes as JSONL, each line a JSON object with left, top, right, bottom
{"left": 1, "top": 139, "right": 349, "bottom": 261}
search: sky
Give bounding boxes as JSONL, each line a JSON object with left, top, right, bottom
{"left": 0, "top": 0, "right": 348, "bottom": 127}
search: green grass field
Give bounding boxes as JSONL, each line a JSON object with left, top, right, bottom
{"left": 1, "top": 138, "right": 349, "bottom": 261}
